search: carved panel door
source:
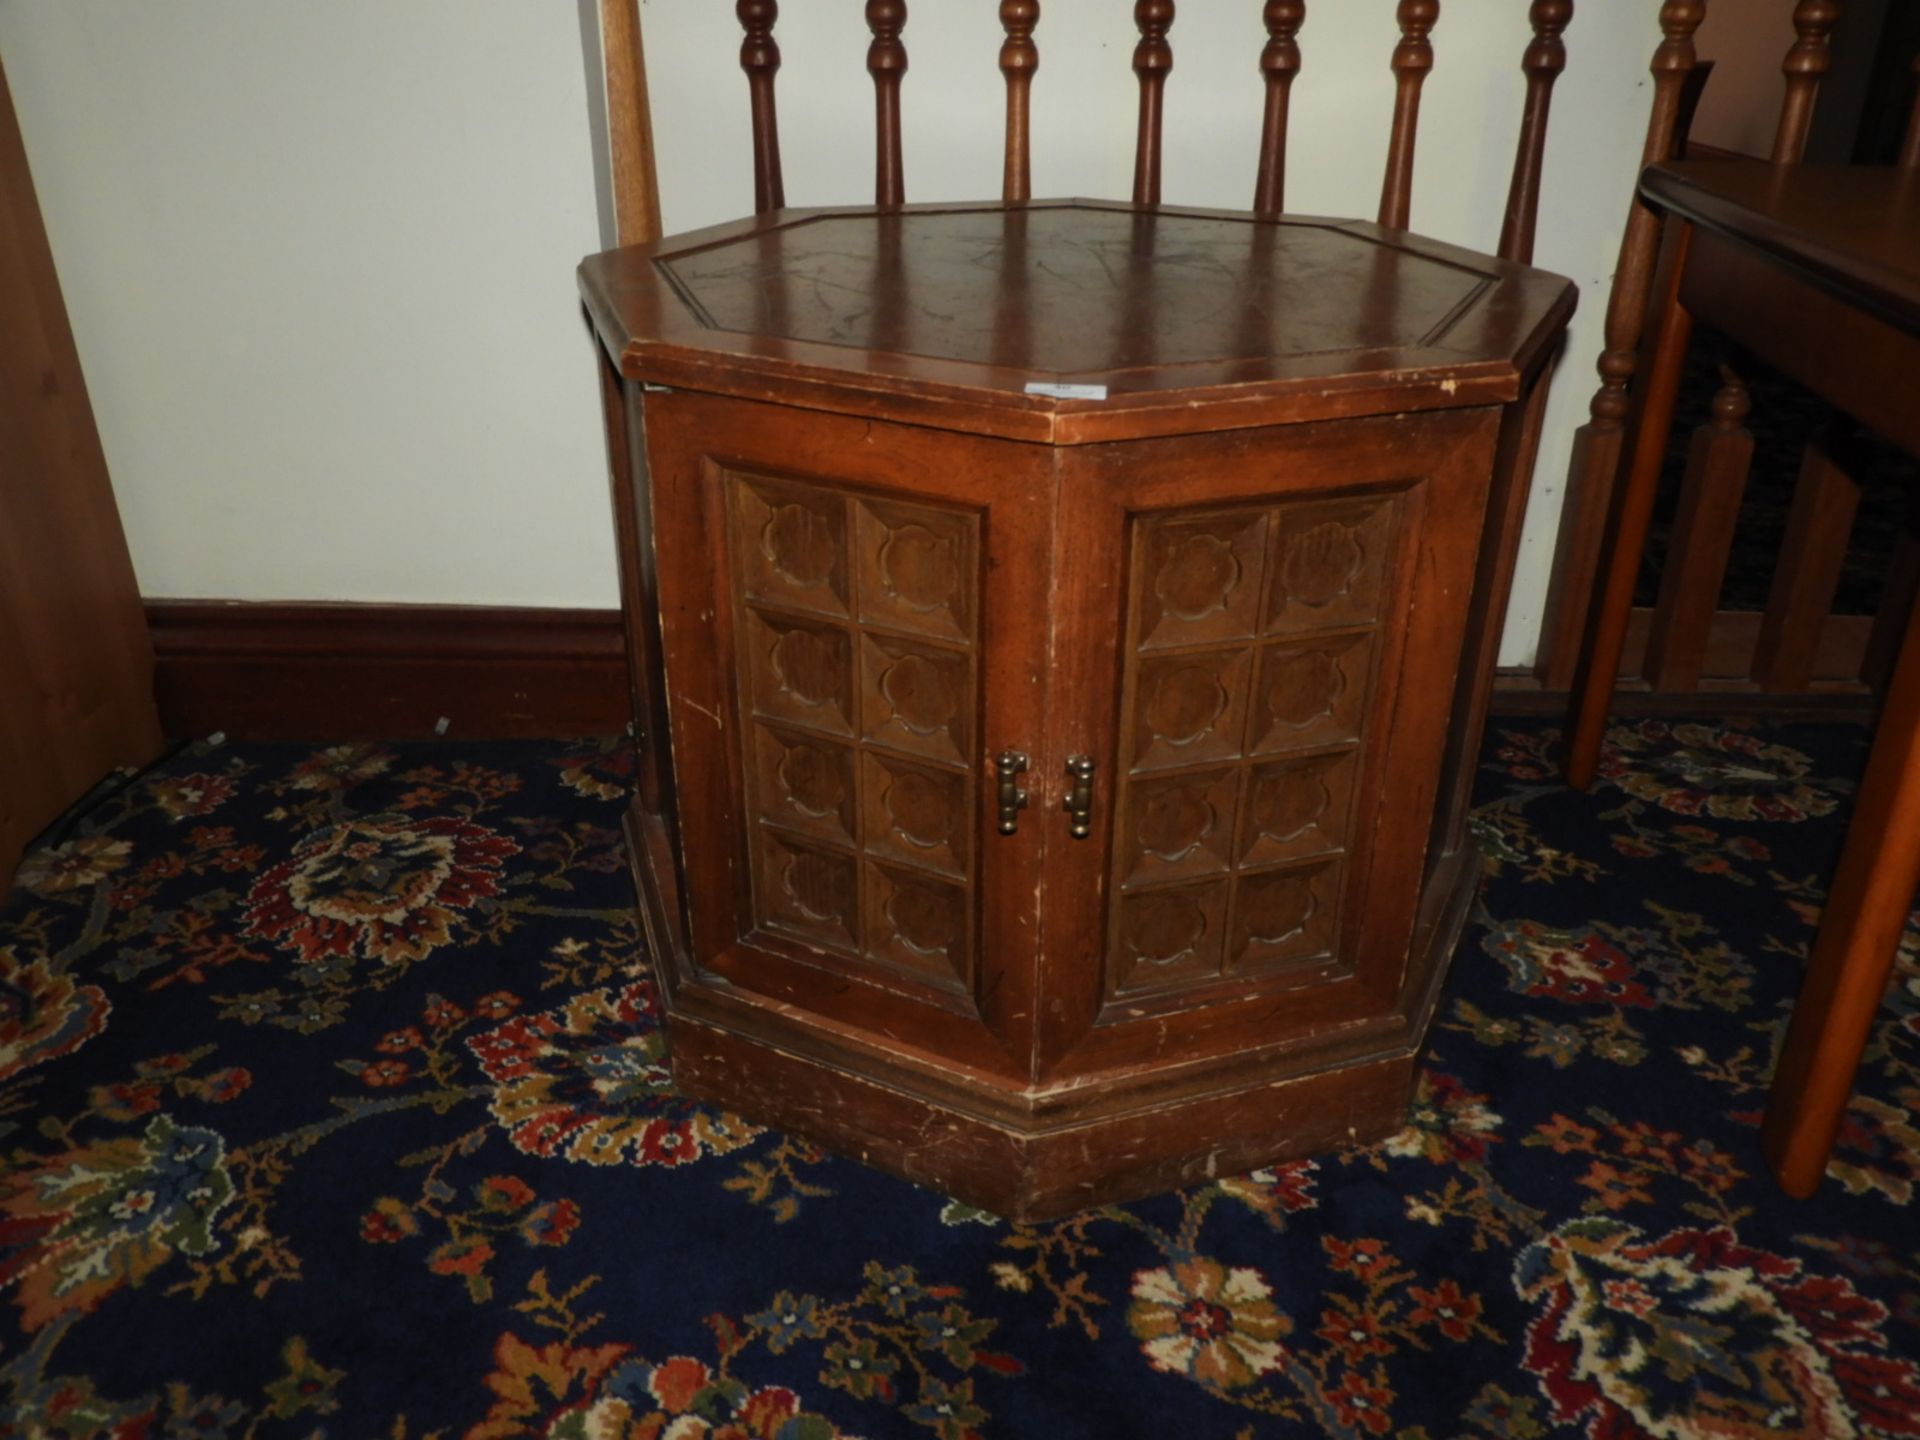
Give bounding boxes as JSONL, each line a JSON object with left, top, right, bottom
{"left": 644, "top": 392, "right": 1054, "bottom": 1079}
{"left": 1041, "top": 409, "right": 1502, "bottom": 1078}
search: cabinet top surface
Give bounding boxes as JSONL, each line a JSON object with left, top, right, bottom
{"left": 580, "top": 199, "right": 1575, "bottom": 444}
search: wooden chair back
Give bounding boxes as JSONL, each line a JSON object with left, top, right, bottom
{"left": 657, "top": 2, "right": 1579, "bottom": 266}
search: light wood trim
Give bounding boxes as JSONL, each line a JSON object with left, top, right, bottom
{"left": 599, "top": 0, "right": 662, "bottom": 246}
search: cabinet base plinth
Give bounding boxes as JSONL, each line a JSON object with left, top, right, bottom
{"left": 626, "top": 806, "right": 1472, "bottom": 1221}
{"left": 664, "top": 1017, "right": 1419, "bottom": 1222}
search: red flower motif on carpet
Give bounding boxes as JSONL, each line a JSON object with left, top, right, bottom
{"left": 466, "top": 982, "right": 759, "bottom": 1168}
{"left": 244, "top": 817, "right": 516, "bottom": 966}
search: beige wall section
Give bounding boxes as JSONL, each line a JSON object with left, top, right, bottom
{"left": 1692, "top": 0, "right": 1801, "bottom": 156}
{"left": 6, "top": 0, "right": 1683, "bottom": 664}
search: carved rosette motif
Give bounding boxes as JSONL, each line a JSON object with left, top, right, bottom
{"left": 1110, "top": 494, "right": 1401, "bottom": 1000}
{"left": 728, "top": 473, "right": 981, "bottom": 990}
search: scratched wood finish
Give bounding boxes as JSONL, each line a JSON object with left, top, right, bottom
{"left": 867, "top": 0, "right": 908, "bottom": 209}
{"left": 1253, "top": 1, "right": 1306, "bottom": 218}
{"left": 1499, "top": 0, "right": 1573, "bottom": 265}
{"left": 584, "top": 191, "right": 1574, "bottom": 1212}
{"left": 1773, "top": 0, "right": 1843, "bottom": 165}
{"left": 581, "top": 201, "right": 1573, "bottom": 447}
{"left": 1131, "top": 0, "right": 1175, "bottom": 208}
{"left": 999, "top": 1, "right": 1040, "bottom": 203}
{"left": 1534, "top": 1, "right": 1705, "bottom": 691}
{"left": 1377, "top": 0, "right": 1440, "bottom": 231}
{"left": 738, "top": 0, "right": 785, "bottom": 214}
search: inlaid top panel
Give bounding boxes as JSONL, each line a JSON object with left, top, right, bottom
{"left": 579, "top": 199, "right": 1577, "bottom": 445}
{"left": 659, "top": 208, "right": 1486, "bottom": 375}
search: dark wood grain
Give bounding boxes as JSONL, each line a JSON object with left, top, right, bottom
{"left": 999, "top": 1, "right": 1040, "bottom": 204}
{"left": 1498, "top": 0, "right": 1573, "bottom": 265}
{"left": 1377, "top": 0, "right": 1439, "bottom": 231}
{"left": 738, "top": 0, "right": 785, "bottom": 214}
{"left": 1253, "top": 0, "right": 1305, "bottom": 218}
{"left": 867, "top": 0, "right": 908, "bottom": 209}
{"left": 1130, "top": 0, "right": 1175, "bottom": 208}
{"left": 1762, "top": 581, "right": 1920, "bottom": 1196}
{"left": 146, "top": 601, "right": 627, "bottom": 741}
{"left": 1903, "top": 53, "right": 1920, "bottom": 169}
{"left": 0, "top": 52, "right": 162, "bottom": 889}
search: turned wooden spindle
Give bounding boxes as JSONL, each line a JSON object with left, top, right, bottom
{"left": 1253, "top": 1, "right": 1305, "bottom": 218}
{"left": 1642, "top": 367, "right": 1753, "bottom": 692}
{"left": 1536, "top": 0, "right": 1707, "bottom": 696}
{"left": 737, "top": 0, "right": 785, "bottom": 214}
{"left": 1773, "top": 0, "right": 1842, "bottom": 165}
{"left": 1498, "top": 0, "right": 1572, "bottom": 264}
{"left": 1131, "top": 0, "right": 1176, "bottom": 208}
{"left": 867, "top": 0, "right": 908, "bottom": 208}
{"left": 1377, "top": 0, "right": 1439, "bottom": 231}
{"left": 999, "top": 1, "right": 1040, "bottom": 203}
{"left": 1900, "top": 53, "right": 1920, "bottom": 169}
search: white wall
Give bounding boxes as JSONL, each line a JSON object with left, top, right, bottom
{"left": 1692, "top": 0, "right": 1800, "bottom": 156}
{"left": 4, "top": 0, "right": 1681, "bottom": 664}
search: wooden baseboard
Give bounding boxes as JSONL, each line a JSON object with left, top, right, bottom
{"left": 147, "top": 601, "right": 628, "bottom": 741}
{"left": 1494, "top": 607, "right": 1879, "bottom": 721}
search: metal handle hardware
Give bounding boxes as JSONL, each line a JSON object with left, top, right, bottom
{"left": 1064, "top": 755, "right": 1096, "bottom": 839}
{"left": 995, "top": 750, "right": 1031, "bottom": 835}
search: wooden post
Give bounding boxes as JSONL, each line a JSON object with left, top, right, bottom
{"left": 1131, "top": 0, "right": 1176, "bottom": 207}
{"left": 1378, "top": 0, "right": 1440, "bottom": 231}
{"left": 739, "top": 0, "right": 786, "bottom": 214}
{"left": 1772, "top": 0, "right": 1843, "bottom": 165}
{"left": 598, "top": 0, "right": 662, "bottom": 246}
{"left": 1498, "top": 0, "right": 1573, "bottom": 265}
{"left": 1752, "top": 425, "right": 1862, "bottom": 692}
{"left": 867, "top": 0, "right": 909, "bottom": 208}
{"left": 1253, "top": 1, "right": 1305, "bottom": 218}
{"left": 1000, "top": 1, "right": 1040, "bottom": 204}
{"left": 1642, "top": 368, "right": 1753, "bottom": 692}
{"left": 1533, "top": 1, "right": 1706, "bottom": 690}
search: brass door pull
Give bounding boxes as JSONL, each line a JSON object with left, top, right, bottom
{"left": 1064, "top": 755, "right": 1096, "bottom": 839}
{"left": 996, "top": 750, "right": 1031, "bottom": 835}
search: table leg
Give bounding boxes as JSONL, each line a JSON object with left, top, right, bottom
{"left": 1761, "top": 588, "right": 1920, "bottom": 1197}
{"left": 1563, "top": 218, "right": 1694, "bottom": 792}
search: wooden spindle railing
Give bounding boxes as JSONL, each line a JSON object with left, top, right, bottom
{"left": 738, "top": 0, "right": 785, "bottom": 214}
{"left": 1641, "top": 367, "right": 1753, "bottom": 691}
{"left": 1754, "top": 424, "right": 1862, "bottom": 690}
{"left": 1772, "top": 0, "right": 1842, "bottom": 164}
{"left": 867, "top": 0, "right": 908, "bottom": 208}
{"left": 1000, "top": 1, "right": 1040, "bottom": 203}
{"left": 1535, "top": 1, "right": 1707, "bottom": 691}
{"left": 1377, "top": 0, "right": 1439, "bottom": 231}
{"left": 1498, "top": 0, "right": 1572, "bottom": 264}
{"left": 1131, "top": 0, "right": 1175, "bottom": 208}
{"left": 1253, "top": 2, "right": 1305, "bottom": 218}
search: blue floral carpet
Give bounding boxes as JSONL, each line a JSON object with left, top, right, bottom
{"left": 1, "top": 718, "right": 1916, "bottom": 1438}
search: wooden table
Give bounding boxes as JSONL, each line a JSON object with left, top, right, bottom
{"left": 1564, "top": 160, "right": 1920, "bottom": 1197}
{"left": 581, "top": 199, "right": 1573, "bottom": 1218}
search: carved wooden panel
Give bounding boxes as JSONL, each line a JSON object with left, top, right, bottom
{"left": 729, "top": 471, "right": 982, "bottom": 991}
{"left": 1108, "top": 493, "right": 1401, "bottom": 1002}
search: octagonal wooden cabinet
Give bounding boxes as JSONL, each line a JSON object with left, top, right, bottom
{"left": 581, "top": 199, "right": 1575, "bottom": 1219}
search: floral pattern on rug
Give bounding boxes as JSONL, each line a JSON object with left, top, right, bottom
{"left": 0, "top": 718, "right": 1915, "bottom": 1438}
